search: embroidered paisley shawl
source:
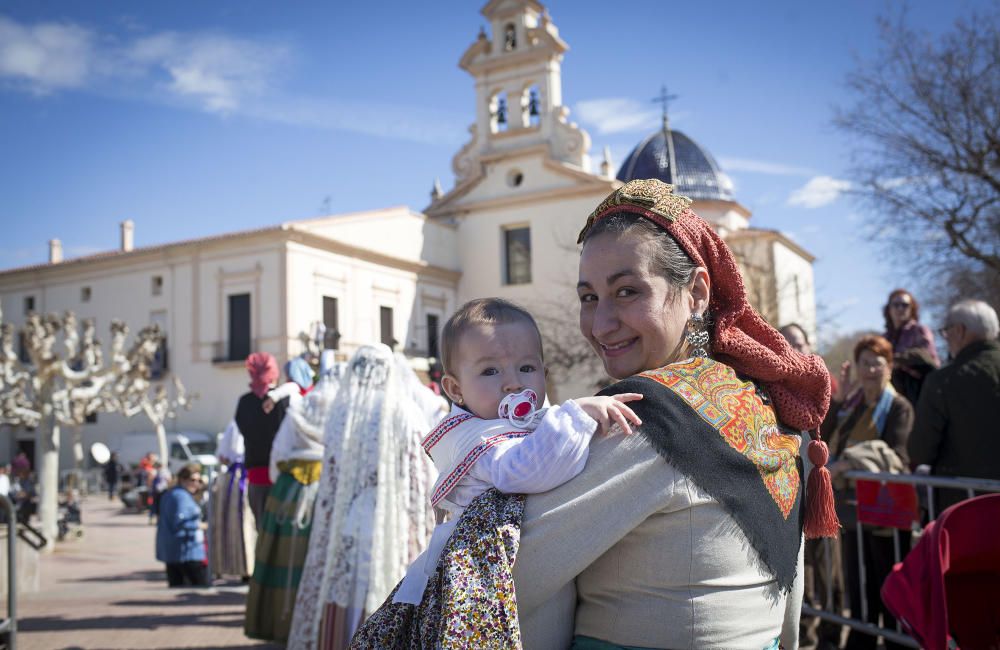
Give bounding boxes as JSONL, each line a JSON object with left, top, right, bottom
{"left": 600, "top": 357, "right": 804, "bottom": 591}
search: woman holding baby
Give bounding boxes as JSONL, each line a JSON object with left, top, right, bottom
{"left": 354, "top": 179, "right": 835, "bottom": 650}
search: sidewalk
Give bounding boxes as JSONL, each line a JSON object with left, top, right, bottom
{"left": 15, "top": 495, "right": 280, "bottom": 650}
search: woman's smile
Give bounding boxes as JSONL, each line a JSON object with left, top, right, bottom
{"left": 599, "top": 337, "right": 638, "bottom": 356}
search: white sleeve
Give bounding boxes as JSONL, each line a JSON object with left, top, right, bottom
{"left": 268, "top": 413, "right": 295, "bottom": 484}
{"left": 217, "top": 420, "right": 244, "bottom": 463}
{"left": 465, "top": 399, "right": 597, "bottom": 495}
{"left": 267, "top": 382, "right": 299, "bottom": 403}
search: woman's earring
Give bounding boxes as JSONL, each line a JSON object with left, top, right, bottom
{"left": 686, "top": 313, "right": 710, "bottom": 358}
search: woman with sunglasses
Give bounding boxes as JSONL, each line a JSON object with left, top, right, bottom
{"left": 883, "top": 289, "right": 940, "bottom": 405}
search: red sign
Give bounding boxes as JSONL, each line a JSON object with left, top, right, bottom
{"left": 855, "top": 479, "right": 920, "bottom": 530}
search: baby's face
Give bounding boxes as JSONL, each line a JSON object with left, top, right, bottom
{"left": 444, "top": 320, "right": 546, "bottom": 420}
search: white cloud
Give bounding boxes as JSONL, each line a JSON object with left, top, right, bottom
{"left": 575, "top": 97, "right": 661, "bottom": 134}
{"left": 0, "top": 15, "right": 462, "bottom": 144}
{"left": 786, "top": 176, "right": 852, "bottom": 209}
{"left": 128, "top": 32, "right": 286, "bottom": 113}
{"left": 717, "top": 156, "right": 816, "bottom": 177}
{"left": 0, "top": 15, "right": 97, "bottom": 93}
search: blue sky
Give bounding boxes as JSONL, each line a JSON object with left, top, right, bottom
{"left": 0, "top": 0, "right": 989, "bottom": 345}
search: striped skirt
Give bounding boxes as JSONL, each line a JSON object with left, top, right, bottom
{"left": 208, "top": 465, "right": 255, "bottom": 578}
{"left": 244, "top": 461, "right": 321, "bottom": 643}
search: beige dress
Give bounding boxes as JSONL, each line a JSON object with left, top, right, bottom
{"left": 513, "top": 433, "right": 804, "bottom": 650}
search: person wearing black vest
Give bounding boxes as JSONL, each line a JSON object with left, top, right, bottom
{"left": 236, "top": 352, "right": 288, "bottom": 530}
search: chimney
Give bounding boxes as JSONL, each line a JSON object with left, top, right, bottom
{"left": 49, "top": 239, "right": 63, "bottom": 264}
{"left": 120, "top": 219, "right": 134, "bottom": 252}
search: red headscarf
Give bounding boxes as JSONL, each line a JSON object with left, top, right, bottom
{"left": 579, "top": 179, "right": 838, "bottom": 536}
{"left": 246, "top": 352, "right": 279, "bottom": 398}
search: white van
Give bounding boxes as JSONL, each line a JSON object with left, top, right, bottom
{"left": 115, "top": 431, "right": 219, "bottom": 475}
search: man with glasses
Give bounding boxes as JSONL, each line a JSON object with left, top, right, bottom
{"left": 909, "top": 299, "right": 1000, "bottom": 511}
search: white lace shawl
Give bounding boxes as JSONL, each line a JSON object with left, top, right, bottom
{"left": 288, "top": 345, "right": 436, "bottom": 648}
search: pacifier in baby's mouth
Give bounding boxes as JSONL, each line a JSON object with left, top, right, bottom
{"left": 498, "top": 389, "right": 538, "bottom": 428}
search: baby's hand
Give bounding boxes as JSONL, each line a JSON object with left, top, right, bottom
{"left": 575, "top": 393, "right": 643, "bottom": 436}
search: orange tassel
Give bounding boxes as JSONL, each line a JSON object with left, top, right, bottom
{"left": 803, "top": 437, "right": 840, "bottom": 539}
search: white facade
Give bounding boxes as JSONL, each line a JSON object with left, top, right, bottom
{"left": 0, "top": 220, "right": 459, "bottom": 468}
{"left": 0, "top": 0, "right": 817, "bottom": 469}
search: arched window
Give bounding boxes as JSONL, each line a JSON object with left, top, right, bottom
{"left": 504, "top": 23, "right": 517, "bottom": 51}
{"left": 521, "top": 85, "right": 541, "bottom": 127}
{"left": 490, "top": 91, "right": 509, "bottom": 133}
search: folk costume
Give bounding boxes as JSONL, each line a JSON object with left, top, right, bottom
{"left": 208, "top": 420, "right": 255, "bottom": 579}
{"left": 288, "top": 345, "right": 440, "bottom": 650}
{"left": 351, "top": 398, "right": 598, "bottom": 647}
{"left": 395, "top": 399, "right": 597, "bottom": 604}
{"left": 358, "top": 179, "right": 835, "bottom": 650}
{"left": 244, "top": 352, "right": 341, "bottom": 643}
{"left": 236, "top": 352, "right": 288, "bottom": 529}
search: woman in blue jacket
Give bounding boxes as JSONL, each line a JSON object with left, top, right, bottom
{"left": 156, "top": 463, "right": 208, "bottom": 587}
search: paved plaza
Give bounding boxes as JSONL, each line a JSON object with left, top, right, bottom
{"left": 14, "top": 496, "right": 279, "bottom": 650}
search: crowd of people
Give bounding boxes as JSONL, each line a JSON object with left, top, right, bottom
{"left": 782, "top": 291, "right": 1000, "bottom": 650}
{"left": 138, "top": 178, "right": 998, "bottom": 648}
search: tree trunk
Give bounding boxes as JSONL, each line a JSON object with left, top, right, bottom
{"left": 73, "top": 425, "right": 84, "bottom": 469}
{"left": 155, "top": 421, "right": 168, "bottom": 473}
{"left": 36, "top": 416, "right": 60, "bottom": 551}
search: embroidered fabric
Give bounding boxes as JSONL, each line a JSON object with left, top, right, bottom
{"left": 350, "top": 489, "right": 524, "bottom": 649}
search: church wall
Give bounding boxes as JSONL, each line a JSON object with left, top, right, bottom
{"left": 293, "top": 209, "right": 459, "bottom": 270}
{"left": 772, "top": 241, "right": 817, "bottom": 341}
{"left": 454, "top": 189, "right": 610, "bottom": 402}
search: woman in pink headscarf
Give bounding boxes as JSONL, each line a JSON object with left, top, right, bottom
{"left": 234, "top": 352, "right": 288, "bottom": 529}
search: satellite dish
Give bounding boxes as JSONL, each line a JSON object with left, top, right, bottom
{"left": 90, "top": 442, "right": 111, "bottom": 465}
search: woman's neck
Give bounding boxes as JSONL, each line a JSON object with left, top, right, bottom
{"left": 862, "top": 383, "right": 884, "bottom": 404}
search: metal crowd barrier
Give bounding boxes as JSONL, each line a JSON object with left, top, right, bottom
{"left": 0, "top": 494, "right": 17, "bottom": 650}
{"left": 802, "top": 470, "right": 1000, "bottom": 648}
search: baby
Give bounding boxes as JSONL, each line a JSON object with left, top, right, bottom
{"left": 394, "top": 297, "right": 641, "bottom": 604}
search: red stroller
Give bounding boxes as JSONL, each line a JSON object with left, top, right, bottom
{"left": 881, "top": 493, "right": 1000, "bottom": 650}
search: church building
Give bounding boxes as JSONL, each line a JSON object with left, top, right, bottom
{"left": 0, "top": 0, "right": 816, "bottom": 468}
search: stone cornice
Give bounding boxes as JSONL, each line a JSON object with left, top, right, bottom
{"left": 284, "top": 229, "right": 461, "bottom": 283}
{"left": 726, "top": 228, "right": 816, "bottom": 263}
{"left": 0, "top": 224, "right": 461, "bottom": 290}
{"left": 427, "top": 178, "right": 615, "bottom": 220}
{"left": 0, "top": 227, "right": 285, "bottom": 289}
{"left": 692, "top": 198, "right": 753, "bottom": 219}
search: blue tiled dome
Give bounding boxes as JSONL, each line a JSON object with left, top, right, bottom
{"left": 617, "top": 128, "right": 734, "bottom": 201}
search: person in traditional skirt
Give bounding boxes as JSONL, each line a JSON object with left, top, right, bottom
{"left": 288, "top": 344, "right": 443, "bottom": 650}
{"left": 236, "top": 353, "right": 288, "bottom": 530}
{"left": 244, "top": 351, "right": 341, "bottom": 643}
{"left": 208, "top": 420, "right": 255, "bottom": 580}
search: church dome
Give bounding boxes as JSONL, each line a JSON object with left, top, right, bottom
{"left": 617, "top": 128, "right": 734, "bottom": 201}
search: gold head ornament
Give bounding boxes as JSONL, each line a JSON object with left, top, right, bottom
{"left": 578, "top": 178, "right": 693, "bottom": 243}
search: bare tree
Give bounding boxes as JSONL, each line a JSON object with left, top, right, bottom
{"left": 835, "top": 6, "right": 1000, "bottom": 305}
{"left": 0, "top": 309, "right": 194, "bottom": 548}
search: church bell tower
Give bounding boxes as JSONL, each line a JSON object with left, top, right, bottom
{"left": 449, "top": 0, "right": 592, "bottom": 186}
